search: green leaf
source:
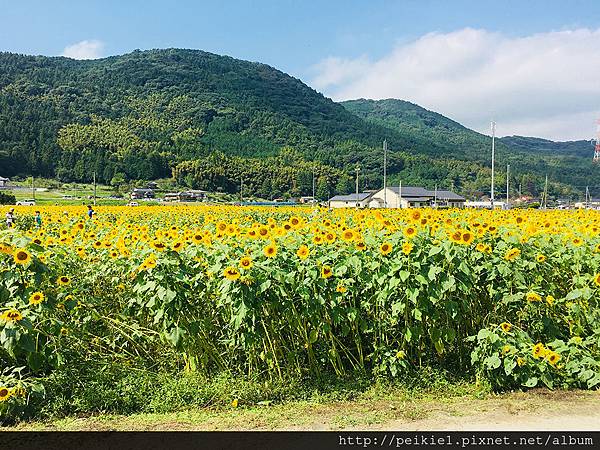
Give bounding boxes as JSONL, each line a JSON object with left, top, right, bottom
{"left": 27, "top": 352, "right": 45, "bottom": 372}
{"left": 164, "top": 326, "right": 185, "bottom": 347}
{"left": 477, "top": 329, "right": 491, "bottom": 341}
{"left": 18, "top": 333, "right": 36, "bottom": 353}
{"left": 565, "top": 290, "right": 582, "bottom": 300}
{"left": 484, "top": 355, "right": 501, "bottom": 369}
{"left": 413, "top": 308, "right": 423, "bottom": 321}
{"left": 399, "top": 270, "right": 410, "bottom": 282}
{"left": 504, "top": 357, "right": 516, "bottom": 375}
{"left": 427, "top": 265, "right": 442, "bottom": 281}
{"left": 523, "top": 377, "right": 538, "bottom": 387}
{"left": 428, "top": 246, "right": 442, "bottom": 257}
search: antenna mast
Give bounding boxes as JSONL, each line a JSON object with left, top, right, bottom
{"left": 490, "top": 121, "right": 496, "bottom": 209}
{"left": 594, "top": 119, "right": 600, "bottom": 163}
{"left": 506, "top": 163, "right": 510, "bottom": 208}
{"left": 383, "top": 140, "right": 387, "bottom": 208}
{"left": 543, "top": 174, "right": 549, "bottom": 210}
{"left": 355, "top": 165, "right": 360, "bottom": 209}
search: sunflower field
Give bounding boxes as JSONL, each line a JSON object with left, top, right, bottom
{"left": 1, "top": 205, "right": 599, "bottom": 420}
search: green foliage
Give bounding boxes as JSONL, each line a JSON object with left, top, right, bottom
{"left": 343, "top": 99, "right": 598, "bottom": 198}
{"left": 173, "top": 149, "right": 348, "bottom": 197}
{"left": 0, "top": 50, "right": 595, "bottom": 198}
{"left": 0, "top": 192, "right": 16, "bottom": 205}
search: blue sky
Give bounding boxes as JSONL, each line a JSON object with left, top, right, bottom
{"left": 2, "top": 0, "right": 600, "bottom": 139}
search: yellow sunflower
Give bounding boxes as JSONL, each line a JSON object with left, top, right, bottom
{"left": 504, "top": 248, "right": 521, "bottom": 261}
{"left": 532, "top": 342, "right": 546, "bottom": 359}
{"left": 223, "top": 266, "right": 241, "bottom": 281}
{"left": 13, "top": 248, "right": 31, "bottom": 265}
{"left": 526, "top": 292, "right": 542, "bottom": 302}
{"left": 296, "top": 245, "right": 310, "bottom": 260}
{"left": 0, "top": 309, "right": 23, "bottom": 323}
{"left": 263, "top": 243, "right": 278, "bottom": 258}
{"left": 321, "top": 265, "right": 333, "bottom": 279}
{"left": 546, "top": 351, "right": 561, "bottom": 366}
{"left": 29, "top": 292, "right": 45, "bottom": 305}
{"left": 461, "top": 231, "right": 474, "bottom": 245}
{"left": 57, "top": 275, "right": 71, "bottom": 286}
{"left": 403, "top": 226, "right": 417, "bottom": 239}
{"left": 379, "top": 242, "right": 393, "bottom": 255}
{"left": 239, "top": 256, "right": 253, "bottom": 270}
{"left": 0, "top": 386, "right": 11, "bottom": 402}
{"left": 341, "top": 229, "right": 356, "bottom": 242}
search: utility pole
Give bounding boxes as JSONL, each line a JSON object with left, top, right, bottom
{"left": 586, "top": 186, "right": 590, "bottom": 208}
{"left": 31, "top": 175, "right": 35, "bottom": 201}
{"left": 434, "top": 184, "right": 437, "bottom": 208}
{"left": 543, "top": 174, "right": 549, "bottom": 209}
{"left": 399, "top": 180, "right": 402, "bottom": 209}
{"left": 383, "top": 140, "right": 387, "bottom": 208}
{"left": 518, "top": 183, "right": 522, "bottom": 198}
{"left": 490, "top": 121, "right": 496, "bottom": 209}
{"left": 312, "top": 166, "right": 316, "bottom": 202}
{"left": 355, "top": 165, "right": 360, "bottom": 209}
{"left": 506, "top": 164, "right": 510, "bottom": 209}
{"left": 240, "top": 177, "right": 243, "bottom": 204}
{"left": 93, "top": 171, "right": 97, "bottom": 206}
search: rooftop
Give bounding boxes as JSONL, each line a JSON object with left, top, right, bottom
{"left": 329, "top": 192, "right": 374, "bottom": 202}
{"left": 385, "top": 186, "right": 465, "bottom": 201}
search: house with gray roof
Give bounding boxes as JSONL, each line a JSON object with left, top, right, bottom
{"left": 368, "top": 186, "right": 465, "bottom": 208}
{"left": 328, "top": 192, "right": 375, "bottom": 209}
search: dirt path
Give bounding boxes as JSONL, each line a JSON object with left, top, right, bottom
{"left": 7, "top": 389, "right": 600, "bottom": 431}
{"left": 372, "top": 390, "right": 600, "bottom": 431}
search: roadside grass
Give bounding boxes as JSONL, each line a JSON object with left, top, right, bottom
{"left": 2, "top": 366, "right": 481, "bottom": 430}
{"left": 7, "top": 387, "right": 599, "bottom": 431}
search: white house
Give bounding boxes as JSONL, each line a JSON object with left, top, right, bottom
{"left": 464, "top": 200, "right": 508, "bottom": 209}
{"left": 328, "top": 192, "right": 374, "bottom": 208}
{"left": 368, "top": 186, "right": 465, "bottom": 208}
{"left": 0, "top": 176, "right": 9, "bottom": 188}
{"left": 435, "top": 190, "right": 467, "bottom": 208}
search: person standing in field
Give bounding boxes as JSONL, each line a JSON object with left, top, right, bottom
{"left": 5, "top": 208, "right": 15, "bottom": 228}
{"left": 34, "top": 210, "right": 42, "bottom": 227}
{"left": 87, "top": 205, "right": 94, "bottom": 220}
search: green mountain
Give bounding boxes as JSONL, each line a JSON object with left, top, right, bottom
{"left": 342, "top": 99, "right": 598, "bottom": 197}
{"left": 499, "top": 135, "right": 593, "bottom": 159}
{"left": 0, "top": 49, "right": 596, "bottom": 199}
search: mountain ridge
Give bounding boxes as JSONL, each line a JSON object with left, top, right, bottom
{"left": 0, "top": 48, "right": 596, "bottom": 197}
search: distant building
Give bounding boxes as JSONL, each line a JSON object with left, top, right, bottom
{"left": 131, "top": 188, "right": 155, "bottom": 199}
{"left": 0, "top": 176, "right": 10, "bottom": 188}
{"left": 163, "top": 191, "right": 206, "bottom": 202}
{"left": 328, "top": 192, "right": 374, "bottom": 209}
{"left": 369, "top": 186, "right": 465, "bottom": 208}
{"left": 465, "top": 200, "right": 508, "bottom": 209}
{"left": 299, "top": 196, "right": 317, "bottom": 204}
{"left": 574, "top": 199, "right": 600, "bottom": 209}
{"left": 146, "top": 181, "right": 159, "bottom": 190}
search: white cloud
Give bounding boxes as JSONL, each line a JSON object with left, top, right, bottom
{"left": 310, "top": 28, "right": 600, "bottom": 141}
{"left": 62, "top": 40, "right": 105, "bottom": 60}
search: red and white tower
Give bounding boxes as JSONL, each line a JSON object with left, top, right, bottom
{"left": 594, "top": 119, "right": 600, "bottom": 163}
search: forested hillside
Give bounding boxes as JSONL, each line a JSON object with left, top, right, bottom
{"left": 0, "top": 49, "right": 596, "bottom": 198}
{"left": 342, "top": 99, "right": 599, "bottom": 197}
